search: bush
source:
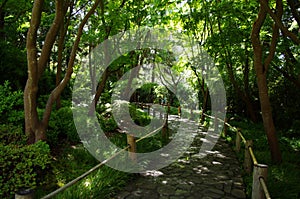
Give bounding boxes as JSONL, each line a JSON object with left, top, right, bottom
{"left": 98, "top": 114, "right": 118, "bottom": 133}
{"left": 0, "top": 124, "right": 26, "bottom": 145}
{"left": 47, "top": 107, "right": 79, "bottom": 146}
{"left": 0, "top": 141, "right": 51, "bottom": 198}
{"left": 0, "top": 81, "right": 24, "bottom": 125}
{"left": 129, "top": 104, "right": 151, "bottom": 126}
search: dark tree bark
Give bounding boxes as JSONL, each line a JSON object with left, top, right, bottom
{"left": 251, "top": 0, "right": 282, "bottom": 163}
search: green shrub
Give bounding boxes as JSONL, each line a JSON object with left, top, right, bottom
{"left": 129, "top": 104, "right": 151, "bottom": 126}
{"left": 98, "top": 114, "right": 118, "bottom": 133}
{"left": 0, "top": 141, "right": 51, "bottom": 198}
{"left": 56, "top": 107, "right": 79, "bottom": 143}
{"left": 0, "top": 81, "right": 24, "bottom": 125}
{"left": 0, "top": 124, "right": 26, "bottom": 145}
{"left": 47, "top": 107, "right": 79, "bottom": 146}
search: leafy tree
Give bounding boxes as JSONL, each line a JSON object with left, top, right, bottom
{"left": 251, "top": 0, "right": 300, "bottom": 163}
{"left": 24, "top": 0, "right": 101, "bottom": 143}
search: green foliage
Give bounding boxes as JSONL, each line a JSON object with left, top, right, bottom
{"left": 98, "top": 115, "right": 118, "bottom": 133}
{"left": 129, "top": 104, "right": 151, "bottom": 126}
{"left": 168, "top": 106, "right": 179, "bottom": 115}
{"left": 47, "top": 107, "right": 79, "bottom": 146}
{"left": 0, "top": 41, "right": 27, "bottom": 89}
{"left": 0, "top": 141, "right": 51, "bottom": 198}
{"left": 0, "top": 124, "right": 26, "bottom": 146}
{"left": 53, "top": 165, "right": 132, "bottom": 199}
{"left": 35, "top": 143, "right": 132, "bottom": 199}
{"left": 0, "top": 81, "right": 24, "bottom": 124}
{"left": 226, "top": 120, "right": 300, "bottom": 198}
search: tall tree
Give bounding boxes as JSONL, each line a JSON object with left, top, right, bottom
{"left": 25, "top": 0, "right": 100, "bottom": 144}
{"left": 182, "top": 0, "right": 258, "bottom": 122}
{"left": 252, "top": 0, "right": 300, "bottom": 163}
{"left": 251, "top": 0, "right": 283, "bottom": 163}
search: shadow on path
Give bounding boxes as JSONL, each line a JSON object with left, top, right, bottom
{"left": 114, "top": 116, "right": 246, "bottom": 199}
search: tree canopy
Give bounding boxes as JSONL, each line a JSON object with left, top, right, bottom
{"left": 1, "top": 0, "right": 300, "bottom": 198}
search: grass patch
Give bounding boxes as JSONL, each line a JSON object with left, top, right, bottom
{"left": 35, "top": 142, "right": 133, "bottom": 199}
{"left": 226, "top": 119, "right": 300, "bottom": 198}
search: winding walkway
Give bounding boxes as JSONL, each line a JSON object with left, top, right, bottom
{"left": 115, "top": 115, "right": 246, "bottom": 199}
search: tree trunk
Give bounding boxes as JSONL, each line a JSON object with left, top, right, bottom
{"left": 200, "top": 87, "right": 209, "bottom": 123}
{"left": 256, "top": 71, "right": 282, "bottom": 163}
{"left": 25, "top": 0, "right": 100, "bottom": 143}
{"left": 55, "top": 25, "right": 64, "bottom": 110}
{"left": 251, "top": 0, "right": 282, "bottom": 163}
{"left": 24, "top": 0, "right": 45, "bottom": 144}
{"left": 24, "top": 83, "right": 47, "bottom": 144}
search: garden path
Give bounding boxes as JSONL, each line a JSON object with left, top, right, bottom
{"left": 115, "top": 115, "right": 247, "bottom": 199}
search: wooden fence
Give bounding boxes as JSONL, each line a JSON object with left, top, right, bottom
{"left": 38, "top": 104, "right": 169, "bottom": 199}
{"left": 235, "top": 129, "right": 271, "bottom": 199}
{"left": 23, "top": 106, "right": 271, "bottom": 199}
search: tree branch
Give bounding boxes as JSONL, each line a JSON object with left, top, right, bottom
{"left": 264, "top": 0, "right": 283, "bottom": 71}
{"left": 272, "top": 63, "right": 300, "bottom": 89}
{"left": 42, "top": 0, "right": 101, "bottom": 125}
{"left": 287, "top": 0, "right": 300, "bottom": 27}
{"left": 38, "top": 0, "right": 65, "bottom": 79}
{"left": 260, "top": 0, "right": 300, "bottom": 44}
{"left": 26, "top": 0, "right": 44, "bottom": 83}
{"left": 251, "top": 0, "right": 267, "bottom": 74}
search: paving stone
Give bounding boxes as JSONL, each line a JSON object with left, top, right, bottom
{"left": 114, "top": 116, "right": 246, "bottom": 199}
{"left": 175, "top": 188, "right": 190, "bottom": 196}
{"left": 157, "top": 185, "right": 176, "bottom": 196}
{"left": 224, "top": 183, "right": 232, "bottom": 193}
{"left": 204, "top": 191, "right": 223, "bottom": 198}
{"left": 208, "top": 188, "right": 224, "bottom": 195}
{"left": 139, "top": 183, "right": 157, "bottom": 190}
{"left": 231, "top": 188, "right": 246, "bottom": 198}
{"left": 115, "top": 191, "right": 130, "bottom": 199}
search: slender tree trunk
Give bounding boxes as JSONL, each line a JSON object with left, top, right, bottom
{"left": 200, "top": 87, "right": 209, "bottom": 123}
{"left": 24, "top": 0, "right": 45, "bottom": 144}
{"left": 256, "top": 71, "right": 282, "bottom": 162}
{"left": 88, "top": 69, "right": 109, "bottom": 115}
{"left": 55, "top": 1, "right": 72, "bottom": 110}
{"left": 251, "top": 0, "right": 282, "bottom": 163}
{"left": 216, "top": 15, "right": 257, "bottom": 122}
{"left": 55, "top": 25, "right": 64, "bottom": 110}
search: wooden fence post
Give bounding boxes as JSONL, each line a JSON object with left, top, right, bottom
{"left": 252, "top": 164, "right": 268, "bottom": 199}
{"left": 15, "top": 189, "right": 34, "bottom": 199}
{"left": 214, "top": 115, "right": 218, "bottom": 131}
{"left": 244, "top": 140, "right": 253, "bottom": 173}
{"left": 127, "top": 134, "right": 137, "bottom": 163}
{"left": 223, "top": 118, "right": 228, "bottom": 137}
{"left": 236, "top": 130, "right": 241, "bottom": 152}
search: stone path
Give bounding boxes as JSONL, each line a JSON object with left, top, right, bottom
{"left": 114, "top": 116, "right": 246, "bottom": 199}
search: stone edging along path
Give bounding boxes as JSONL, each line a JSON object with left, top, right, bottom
{"left": 114, "top": 116, "right": 247, "bottom": 199}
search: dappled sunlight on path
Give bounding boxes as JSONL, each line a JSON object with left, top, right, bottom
{"left": 114, "top": 116, "right": 246, "bottom": 199}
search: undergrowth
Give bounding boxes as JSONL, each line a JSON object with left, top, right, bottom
{"left": 226, "top": 119, "right": 300, "bottom": 199}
